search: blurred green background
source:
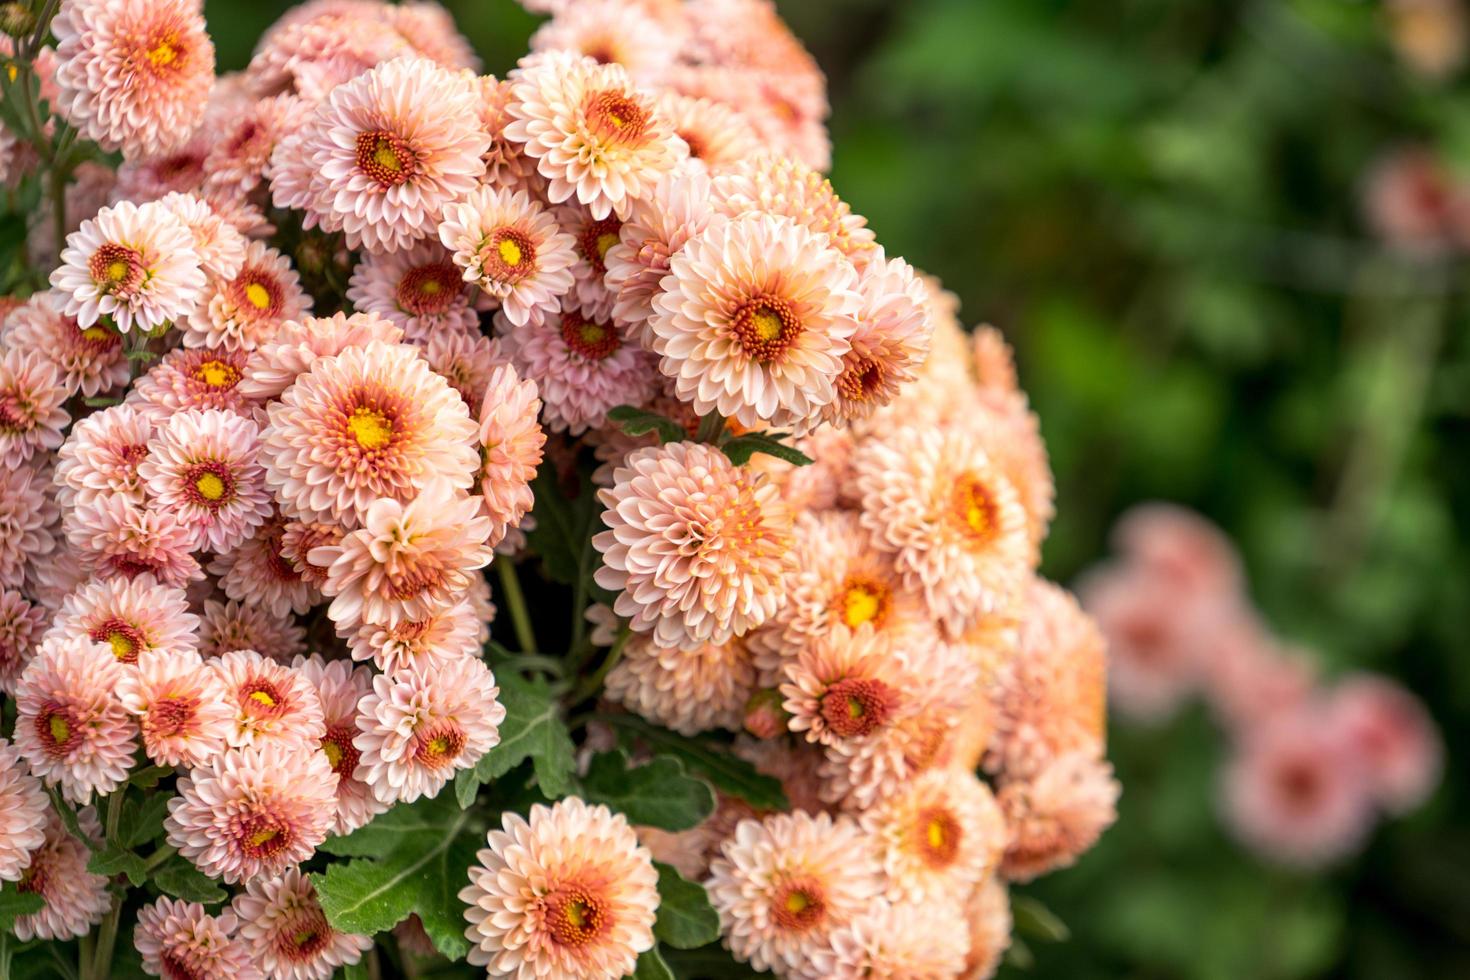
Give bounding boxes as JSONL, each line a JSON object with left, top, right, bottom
{"left": 205, "top": 1, "right": 1470, "bottom": 976}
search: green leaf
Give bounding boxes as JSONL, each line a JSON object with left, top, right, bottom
{"left": 525, "top": 461, "right": 601, "bottom": 586}
{"left": 1012, "top": 895, "right": 1070, "bottom": 942}
{"left": 719, "top": 434, "right": 813, "bottom": 467}
{"left": 0, "top": 887, "right": 44, "bottom": 933}
{"left": 126, "top": 766, "right": 173, "bottom": 791}
{"left": 119, "top": 793, "right": 171, "bottom": 850}
{"left": 44, "top": 786, "right": 89, "bottom": 844}
{"left": 628, "top": 945, "right": 675, "bottom": 980}
{"left": 607, "top": 405, "right": 688, "bottom": 444}
{"left": 605, "top": 716, "right": 788, "bottom": 811}
{"left": 339, "top": 960, "right": 372, "bottom": 980}
{"left": 653, "top": 863, "right": 720, "bottom": 950}
{"left": 454, "top": 671, "right": 575, "bottom": 807}
{"left": 580, "top": 750, "right": 715, "bottom": 832}
{"left": 660, "top": 945, "right": 771, "bottom": 978}
{"left": 312, "top": 794, "right": 484, "bottom": 960}
{"left": 152, "top": 855, "right": 227, "bottom": 905}
{"left": 87, "top": 845, "right": 149, "bottom": 886}
{"left": 1003, "top": 936, "right": 1034, "bottom": 969}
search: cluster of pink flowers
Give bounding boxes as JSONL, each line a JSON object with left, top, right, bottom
{"left": 1081, "top": 505, "right": 1441, "bottom": 867}
{"left": 0, "top": 0, "right": 1116, "bottom": 977}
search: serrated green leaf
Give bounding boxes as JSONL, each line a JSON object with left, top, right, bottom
{"left": 580, "top": 751, "right": 715, "bottom": 832}
{"left": 152, "top": 855, "right": 227, "bottom": 905}
{"left": 87, "top": 845, "right": 148, "bottom": 886}
{"left": 719, "top": 434, "right": 813, "bottom": 467}
{"left": 312, "top": 794, "right": 483, "bottom": 960}
{"left": 652, "top": 863, "right": 720, "bottom": 950}
{"left": 120, "top": 793, "right": 171, "bottom": 850}
{"left": 0, "top": 886, "right": 45, "bottom": 932}
{"left": 628, "top": 945, "right": 675, "bottom": 980}
{"left": 455, "top": 671, "right": 575, "bottom": 807}
{"left": 605, "top": 716, "right": 788, "bottom": 811}
{"left": 607, "top": 405, "right": 688, "bottom": 443}
{"left": 1012, "top": 895, "right": 1070, "bottom": 942}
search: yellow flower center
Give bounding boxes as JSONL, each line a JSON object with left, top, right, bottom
{"left": 248, "top": 690, "right": 277, "bottom": 708}
{"left": 841, "top": 584, "right": 883, "bottom": 629}
{"left": 927, "top": 817, "right": 948, "bottom": 851}
{"left": 80, "top": 325, "right": 112, "bottom": 342}
{"left": 347, "top": 407, "right": 393, "bottom": 450}
{"left": 147, "top": 38, "right": 178, "bottom": 68}
{"left": 952, "top": 474, "right": 999, "bottom": 544}
{"left": 243, "top": 282, "right": 272, "bottom": 309}
{"left": 751, "top": 308, "right": 784, "bottom": 342}
{"left": 104, "top": 260, "right": 129, "bottom": 283}
{"left": 497, "top": 237, "right": 523, "bottom": 267}
{"left": 322, "top": 739, "right": 343, "bottom": 769}
{"left": 595, "top": 231, "right": 619, "bottom": 259}
{"left": 292, "top": 929, "right": 320, "bottom": 950}
{"left": 195, "top": 360, "right": 237, "bottom": 388}
{"left": 248, "top": 827, "right": 279, "bottom": 848}
{"left": 418, "top": 278, "right": 442, "bottom": 295}
{"left": 784, "top": 890, "right": 811, "bottom": 915}
{"left": 106, "top": 632, "right": 137, "bottom": 660}
{"left": 373, "top": 138, "right": 403, "bottom": 174}
{"left": 49, "top": 714, "right": 71, "bottom": 744}
{"left": 195, "top": 472, "right": 226, "bottom": 501}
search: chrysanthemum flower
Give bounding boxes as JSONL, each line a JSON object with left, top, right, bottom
{"left": 605, "top": 634, "right": 757, "bottom": 735}
{"left": 245, "top": 3, "right": 414, "bottom": 101}
{"left": 417, "top": 330, "right": 504, "bottom": 419}
{"left": 51, "top": 0, "right": 215, "bottom": 157}
{"left": 1, "top": 290, "right": 128, "bottom": 399}
{"left": 1112, "top": 502, "right": 1243, "bottom": 599}
{"left": 180, "top": 240, "right": 311, "bottom": 352}
{"left": 0, "top": 348, "right": 70, "bottom": 465}
{"left": 13, "top": 635, "right": 136, "bottom": 802}
{"left": 156, "top": 191, "right": 249, "bottom": 282}
{"left": 998, "top": 750, "right": 1120, "bottom": 881}
{"left": 346, "top": 241, "right": 479, "bottom": 342}
{"left": 212, "top": 648, "right": 326, "bottom": 750}
{"left": 504, "top": 298, "right": 658, "bottom": 435}
{"left": 295, "top": 655, "right": 384, "bottom": 835}
{"left": 139, "top": 409, "right": 273, "bottom": 554}
{"left": 0, "top": 590, "right": 46, "bottom": 695}
{"left": 111, "top": 133, "right": 210, "bottom": 203}
{"left": 603, "top": 169, "right": 719, "bottom": 337}
{"left": 53, "top": 404, "right": 154, "bottom": 508}
{"left": 437, "top": 185, "right": 577, "bottom": 327}
{"left": 529, "top": 0, "right": 681, "bottom": 83}
{"left": 960, "top": 876, "right": 1012, "bottom": 980}
{"left": 505, "top": 52, "right": 682, "bottom": 219}
{"left": 204, "top": 92, "right": 313, "bottom": 196}
{"left": 279, "top": 519, "right": 342, "bottom": 592}
{"left": 459, "top": 797, "right": 659, "bottom": 980}
{"left": 707, "top": 810, "right": 884, "bottom": 976}
{"left": 261, "top": 339, "right": 480, "bottom": 530}
{"left": 1327, "top": 673, "right": 1442, "bottom": 815}
{"left": 861, "top": 767, "right": 1006, "bottom": 904}
{"left": 282, "top": 57, "right": 488, "bottom": 253}
{"left": 0, "top": 738, "right": 49, "bottom": 883}
{"left": 199, "top": 598, "right": 306, "bottom": 663}
{"left": 134, "top": 898, "right": 261, "bottom": 980}
{"left": 853, "top": 426, "right": 1031, "bottom": 636}
{"left": 47, "top": 573, "right": 199, "bottom": 665}
{"left": 475, "top": 363, "right": 545, "bottom": 547}
{"left": 808, "top": 899, "right": 971, "bottom": 980}
{"left": 129, "top": 346, "right": 255, "bottom": 421}
{"left": 233, "top": 867, "right": 373, "bottom": 980}
{"left": 346, "top": 598, "right": 480, "bottom": 674}
{"left": 116, "top": 649, "right": 233, "bottom": 768}
{"left": 165, "top": 741, "right": 338, "bottom": 884}
{"left": 648, "top": 212, "right": 861, "bottom": 430}
{"left": 0, "top": 463, "right": 57, "bottom": 591}
{"left": 657, "top": 92, "right": 762, "bottom": 173}
{"left": 67, "top": 493, "right": 202, "bottom": 588}
{"left": 207, "top": 514, "right": 320, "bottom": 619}
{"left": 780, "top": 626, "right": 919, "bottom": 749}
{"left": 11, "top": 809, "right": 111, "bottom": 941}
{"left": 50, "top": 200, "right": 205, "bottom": 334}
{"left": 474, "top": 75, "right": 542, "bottom": 191}
{"left": 821, "top": 252, "right": 930, "bottom": 425}
{"left": 354, "top": 655, "right": 505, "bottom": 803}
{"left": 239, "top": 311, "right": 404, "bottom": 403}
{"left": 712, "top": 152, "right": 876, "bottom": 266}
{"left": 553, "top": 204, "right": 622, "bottom": 322}
{"left": 594, "top": 442, "right": 795, "bottom": 648}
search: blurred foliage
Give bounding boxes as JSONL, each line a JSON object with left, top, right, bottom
{"left": 202, "top": 1, "right": 1470, "bottom": 977}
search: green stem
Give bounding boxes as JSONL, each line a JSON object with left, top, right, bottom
{"left": 143, "top": 843, "right": 177, "bottom": 871}
{"left": 85, "top": 791, "right": 127, "bottom": 980}
{"left": 497, "top": 653, "right": 564, "bottom": 677}
{"left": 76, "top": 932, "right": 93, "bottom": 980}
{"left": 571, "top": 624, "right": 631, "bottom": 705}
{"left": 496, "top": 559, "right": 537, "bottom": 653}
{"left": 25, "top": 0, "right": 61, "bottom": 58}
{"left": 696, "top": 411, "right": 725, "bottom": 444}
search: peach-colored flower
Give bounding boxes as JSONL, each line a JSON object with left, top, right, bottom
{"left": 117, "top": 649, "right": 234, "bottom": 768}
{"left": 129, "top": 346, "right": 256, "bottom": 421}
{"left": 198, "top": 598, "right": 306, "bottom": 663}
{"left": 821, "top": 251, "right": 931, "bottom": 425}
{"left": 155, "top": 191, "right": 250, "bottom": 282}
{"left": 245, "top": 3, "right": 413, "bottom": 102}
{"left": 112, "top": 134, "right": 210, "bottom": 202}
{"left": 295, "top": 654, "right": 385, "bottom": 836}
{"left": 206, "top": 513, "right": 321, "bottom": 619}
{"left": 960, "top": 876, "right": 1012, "bottom": 980}
{"left": 459, "top": 797, "right": 659, "bottom": 980}
{"left": 998, "top": 750, "right": 1119, "bottom": 882}
{"left": 0, "top": 348, "right": 69, "bottom": 466}
{"left": 54, "top": 404, "right": 153, "bottom": 508}
{"left": 606, "top": 634, "right": 758, "bottom": 735}
{"left": 139, "top": 408, "right": 273, "bottom": 554}
{"left": 808, "top": 899, "right": 971, "bottom": 980}
{"left": 1112, "top": 503, "right": 1243, "bottom": 599}
{"left": 67, "top": 493, "right": 203, "bottom": 589}
{"left": 279, "top": 519, "right": 343, "bottom": 592}
{"left": 165, "top": 741, "right": 338, "bottom": 884}
{"left": 657, "top": 91, "right": 762, "bottom": 173}
{"left": 0, "top": 590, "right": 46, "bottom": 695}
{"left": 861, "top": 767, "right": 1006, "bottom": 904}
{"left": 1327, "top": 673, "right": 1442, "bottom": 815}
{"left": 1, "top": 290, "right": 128, "bottom": 399}
{"left": 780, "top": 626, "right": 917, "bottom": 749}
{"left": 419, "top": 329, "right": 506, "bottom": 419}
{"left": 553, "top": 203, "right": 622, "bottom": 322}
{"left": 529, "top": 0, "right": 682, "bottom": 83}
{"left": 0, "top": 737, "right": 49, "bottom": 883}
{"left": 11, "top": 809, "right": 111, "bottom": 941}
{"left": 134, "top": 898, "right": 261, "bottom": 980}
{"left": 14, "top": 635, "right": 136, "bottom": 802}
{"left": 473, "top": 75, "right": 542, "bottom": 191}
{"left": 180, "top": 239, "right": 312, "bottom": 351}
{"left": 0, "top": 463, "right": 57, "bottom": 590}
{"left": 712, "top": 152, "right": 875, "bottom": 266}
{"left": 261, "top": 339, "right": 479, "bottom": 530}
{"left": 233, "top": 867, "right": 373, "bottom": 980}
{"left": 437, "top": 185, "right": 577, "bottom": 327}
{"left": 346, "top": 598, "right": 480, "bottom": 674}
{"left": 603, "top": 168, "right": 718, "bottom": 337}
{"left": 475, "top": 363, "right": 545, "bottom": 549}
{"left": 648, "top": 212, "right": 860, "bottom": 430}
{"left": 47, "top": 573, "right": 200, "bottom": 664}
{"left": 347, "top": 241, "right": 480, "bottom": 342}
{"left": 212, "top": 648, "right": 326, "bottom": 750}
{"left": 203, "top": 90, "right": 313, "bottom": 196}
{"left": 594, "top": 441, "right": 795, "bottom": 648}
{"left": 239, "top": 311, "right": 404, "bottom": 402}
{"left": 51, "top": 0, "right": 215, "bottom": 157}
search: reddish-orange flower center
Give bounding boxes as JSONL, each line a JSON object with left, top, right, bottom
{"left": 89, "top": 243, "right": 145, "bottom": 294}
{"left": 561, "top": 312, "right": 620, "bottom": 361}
{"left": 836, "top": 354, "right": 888, "bottom": 403}
{"left": 275, "top": 907, "right": 332, "bottom": 961}
{"left": 771, "top": 876, "right": 827, "bottom": 932}
{"left": 356, "top": 130, "right": 418, "bottom": 187}
{"left": 413, "top": 723, "right": 466, "bottom": 769}
{"left": 819, "top": 677, "right": 897, "bottom": 739}
{"left": 912, "top": 806, "right": 962, "bottom": 869}
{"left": 147, "top": 695, "right": 198, "bottom": 739}
{"left": 36, "top": 702, "right": 80, "bottom": 756}
{"left": 321, "top": 723, "right": 361, "bottom": 778}
{"left": 483, "top": 227, "right": 536, "bottom": 284}
{"left": 182, "top": 460, "right": 236, "bottom": 509}
{"left": 585, "top": 90, "right": 649, "bottom": 144}
{"left": 836, "top": 576, "right": 889, "bottom": 630}
{"left": 230, "top": 270, "right": 282, "bottom": 318}
{"left": 951, "top": 474, "right": 999, "bottom": 546}
{"left": 89, "top": 617, "right": 146, "bottom": 663}
{"left": 240, "top": 680, "right": 287, "bottom": 718}
{"left": 235, "top": 811, "right": 292, "bottom": 858}
{"left": 731, "top": 294, "right": 801, "bottom": 362}
{"left": 575, "top": 216, "right": 622, "bottom": 276}
{"left": 544, "top": 884, "right": 610, "bottom": 948}
{"left": 190, "top": 357, "right": 242, "bottom": 389}
{"left": 396, "top": 262, "right": 462, "bottom": 316}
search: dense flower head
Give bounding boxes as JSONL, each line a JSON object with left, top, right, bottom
{"left": 129, "top": 345, "right": 255, "bottom": 421}
{"left": 0, "top": 738, "right": 49, "bottom": 883}
{"left": 134, "top": 898, "right": 261, "bottom": 980}
{"left": 295, "top": 654, "right": 384, "bottom": 835}
{"left": 0, "top": 590, "right": 47, "bottom": 694}
{"left": 347, "top": 241, "right": 479, "bottom": 342}
{"left": 12, "top": 808, "right": 112, "bottom": 941}
{"left": 156, "top": 191, "right": 249, "bottom": 282}
{"left": 117, "top": 648, "right": 234, "bottom": 768}
{"left": 0, "top": 347, "right": 70, "bottom": 466}
{"left": 997, "top": 751, "right": 1120, "bottom": 882}
{"left": 180, "top": 239, "right": 312, "bottom": 351}
{"left": 212, "top": 648, "right": 326, "bottom": 750}
{"left": 47, "top": 573, "right": 199, "bottom": 664}
{"left": 437, "top": 184, "right": 577, "bottom": 326}
{"left": 0, "top": 463, "right": 58, "bottom": 591}
{"left": 606, "top": 633, "right": 758, "bottom": 735}
{"left": 475, "top": 362, "right": 545, "bottom": 545}
{"left": 233, "top": 867, "right": 373, "bottom": 980}
{"left": 1, "top": 290, "right": 128, "bottom": 399}
{"left": 207, "top": 512, "right": 321, "bottom": 619}
{"left": 139, "top": 408, "right": 274, "bottom": 553}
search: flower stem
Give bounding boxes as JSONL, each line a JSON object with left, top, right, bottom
{"left": 570, "top": 623, "right": 631, "bottom": 705}
{"left": 696, "top": 411, "right": 725, "bottom": 444}
{"left": 495, "top": 559, "right": 537, "bottom": 653}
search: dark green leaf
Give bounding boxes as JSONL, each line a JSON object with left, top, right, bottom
{"left": 44, "top": 786, "right": 89, "bottom": 844}
{"left": 661, "top": 945, "right": 772, "bottom": 978}
{"left": 1012, "top": 895, "right": 1070, "bottom": 942}
{"left": 126, "top": 766, "right": 172, "bottom": 791}
{"left": 454, "top": 671, "right": 575, "bottom": 807}
{"left": 719, "top": 433, "right": 813, "bottom": 467}
{"left": 580, "top": 750, "right": 715, "bottom": 832}
{"left": 0, "top": 887, "right": 45, "bottom": 933}
{"left": 607, "top": 405, "right": 688, "bottom": 444}
{"left": 87, "top": 845, "right": 148, "bottom": 886}
{"left": 605, "top": 716, "right": 788, "bottom": 811}
{"left": 120, "top": 793, "right": 171, "bottom": 850}
{"left": 627, "top": 945, "right": 675, "bottom": 980}
{"left": 652, "top": 863, "right": 720, "bottom": 950}
{"left": 525, "top": 461, "right": 601, "bottom": 586}
{"left": 152, "top": 855, "right": 227, "bottom": 905}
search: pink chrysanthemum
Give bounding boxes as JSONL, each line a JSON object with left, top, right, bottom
{"left": 346, "top": 241, "right": 479, "bottom": 342}
{"left": 233, "top": 867, "right": 373, "bottom": 980}
{"left": 67, "top": 493, "right": 202, "bottom": 588}
{"left": 261, "top": 339, "right": 479, "bottom": 529}
{"left": 504, "top": 298, "right": 658, "bottom": 435}
{"left": 51, "top": 0, "right": 215, "bottom": 157}
{"left": 129, "top": 346, "right": 255, "bottom": 421}
{"left": 54, "top": 403, "right": 154, "bottom": 508}
{"left": 134, "top": 898, "right": 261, "bottom": 980}
{"left": 14, "top": 635, "right": 136, "bottom": 802}
{"left": 0, "top": 738, "right": 49, "bottom": 883}
{"left": 346, "top": 598, "right": 480, "bottom": 674}
{"left": 295, "top": 654, "right": 384, "bottom": 835}
{"left": 354, "top": 654, "right": 504, "bottom": 803}
{"left": 1327, "top": 673, "right": 1442, "bottom": 815}
{"left": 0, "top": 463, "right": 57, "bottom": 590}
{"left": 604, "top": 169, "right": 719, "bottom": 337}
{"left": 156, "top": 191, "right": 249, "bottom": 282}
{"left": 206, "top": 513, "right": 320, "bottom": 619}
{"left": 212, "top": 648, "right": 326, "bottom": 750}
{"left": 116, "top": 649, "right": 233, "bottom": 768}
{"left": 648, "top": 212, "right": 861, "bottom": 430}
{"left": 312, "top": 478, "right": 492, "bottom": 629}
{"left": 474, "top": 75, "right": 542, "bottom": 191}
{"left": 48, "top": 573, "right": 199, "bottom": 665}
{"left": 853, "top": 426, "right": 1032, "bottom": 636}
{"left": 808, "top": 899, "right": 971, "bottom": 980}
{"left": 437, "top": 185, "right": 577, "bottom": 327}
{"left": 245, "top": 3, "right": 414, "bottom": 101}
{"left": 50, "top": 199, "right": 205, "bottom": 333}
{"left": 605, "top": 634, "right": 758, "bottom": 735}
{"left": 165, "top": 741, "right": 338, "bottom": 884}
{"left": 199, "top": 598, "right": 306, "bottom": 663}
{"left": 420, "top": 329, "right": 506, "bottom": 418}
{"left": 12, "top": 809, "right": 111, "bottom": 942}
{"left": 657, "top": 92, "right": 762, "bottom": 174}
{"left": 0, "top": 347, "right": 70, "bottom": 465}
{"left": 180, "top": 240, "right": 311, "bottom": 351}
{"left": 505, "top": 53, "right": 682, "bottom": 219}
{"left": 111, "top": 134, "right": 210, "bottom": 203}
{"left": 712, "top": 152, "right": 875, "bottom": 265}
{"left": 475, "top": 363, "right": 545, "bottom": 547}
{"left": 205, "top": 92, "right": 312, "bottom": 196}
{"left": 553, "top": 204, "right": 622, "bottom": 322}
{"left": 998, "top": 750, "right": 1120, "bottom": 882}
{"left": 0, "top": 590, "right": 46, "bottom": 694}
{"left": 279, "top": 518, "right": 342, "bottom": 592}
{"left": 459, "top": 797, "right": 659, "bottom": 980}
{"left": 1, "top": 290, "right": 128, "bottom": 399}
{"left": 821, "top": 252, "right": 931, "bottom": 425}
{"left": 1112, "top": 502, "right": 1243, "bottom": 599}
{"left": 281, "top": 57, "right": 488, "bottom": 253}
{"left": 139, "top": 409, "right": 273, "bottom": 553}
{"left": 238, "top": 311, "right": 404, "bottom": 403}
{"left": 861, "top": 767, "right": 1006, "bottom": 904}
{"left": 593, "top": 441, "right": 795, "bottom": 648}
{"left": 707, "top": 810, "right": 884, "bottom": 976}
{"left": 529, "top": 0, "right": 681, "bottom": 83}
{"left": 960, "top": 876, "right": 1012, "bottom": 980}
